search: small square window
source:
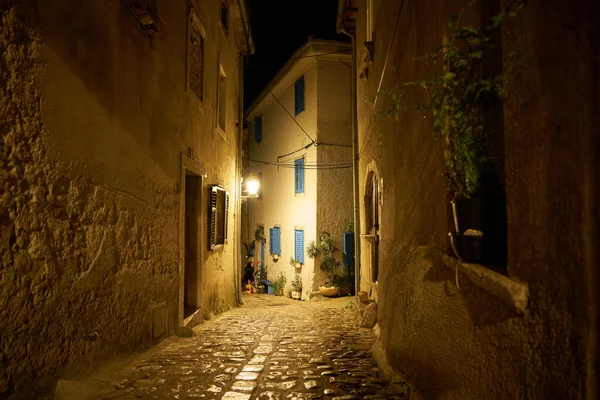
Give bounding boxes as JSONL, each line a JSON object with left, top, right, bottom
{"left": 294, "top": 76, "right": 305, "bottom": 115}
{"left": 254, "top": 116, "right": 262, "bottom": 143}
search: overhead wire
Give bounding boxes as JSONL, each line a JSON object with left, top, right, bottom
{"left": 250, "top": 160, "right": 353, "bottom": 170}
{"left": 268, "top": 89, "right": 316, "bottom": 146}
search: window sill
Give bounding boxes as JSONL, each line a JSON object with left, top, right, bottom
{"left": 441, "top": 254, "right": 529, "bottom": 312}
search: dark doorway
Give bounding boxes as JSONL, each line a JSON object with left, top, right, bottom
{"left": 184, "top": 173, "right": 202, "bottom": 318}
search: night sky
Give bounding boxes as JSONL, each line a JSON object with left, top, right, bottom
{"left": 243, "top": 0, "right": 349, "bottom": 109}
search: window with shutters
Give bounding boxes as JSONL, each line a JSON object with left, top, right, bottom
{"left": 294, "top": 229, "right": 304, "bottom": 263}
{"left": 294, "top": 157, "right": 304, "bottom": 194}
{"left": 269, "top": 226, "right": 281, "bottom": 256}
{"left": 294, "top": 76, "right": 305, "bottom": 115}
{"left": 254, "top": 116, "right": 262, "bottom": 143}
{"left": 209, "top": 185, "right": 229, "bottom": 250}
{"left": 188, "top": 7, "right": 205, "bottom": 101}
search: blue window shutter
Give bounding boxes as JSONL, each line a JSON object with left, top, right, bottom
{"left": 294, "top": 76, "right": 305, "bottom": 115}
{"left": 295, "top": 158, "right": 304, "bottom": 194}
{"left": 294, "top": 229, "right": 304, "bottom": 263}
{"left": 273, "top": 227, "right": 281, "bottom": 255}
{"left": 343, "top": 232, "right": 355, "bottom": 267}
{"left": 254, "top": 116, "right": 262, "bottom": 143}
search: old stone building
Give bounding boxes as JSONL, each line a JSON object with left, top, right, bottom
{"left": 0, "top": 0, "right": 252, "bottom": 397}
{"left": 338, "top": 0, "right": 599, "bottom": 398}
{"left": 243, "top": 39, "right": 353, "bottom": 299}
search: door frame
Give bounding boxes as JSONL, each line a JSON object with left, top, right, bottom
{"left": 179, "top": 153, "right": 205, "bottom": 326}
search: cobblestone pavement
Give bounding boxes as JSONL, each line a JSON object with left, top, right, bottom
{"left": 87, "top": 294, "right": 409, "bottom": 400}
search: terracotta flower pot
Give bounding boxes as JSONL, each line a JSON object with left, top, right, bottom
{"left": 319, "top": 286, "right": 340, "bottom": 297}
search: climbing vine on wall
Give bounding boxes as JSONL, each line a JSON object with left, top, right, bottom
{"left": 379, "top": 0, "right": 525, "bottom": 200}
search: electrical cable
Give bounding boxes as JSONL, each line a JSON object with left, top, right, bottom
{"left": 268, "top": 89, "right": 316, "bottom": 148}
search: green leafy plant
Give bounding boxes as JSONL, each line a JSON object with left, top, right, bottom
{"left": 254, "top": 226, "right": 265, "bottom": 241}
{"left": 344, "top": 220, "right": 355, "bottom": 234}
{"left": 380, "top": 0, "right": 524, "bottom": 200}
{"left": 306, "top": 241, "right": 320, "bottom": 259}
{"left": 272, "top": 271, "right": 287, "bottom": 296}
{"left": 289, "top": 257, "right": 302, "bottom": 267}
{"left": 306, "top": 232, "right": 342, "bottom": 287}
{"left": 291, "top": 271, "right": 302, "bottom": 292}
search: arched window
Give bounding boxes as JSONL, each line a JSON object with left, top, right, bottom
{"left": 364, "top": 171, "right": 379, "bottom": 234}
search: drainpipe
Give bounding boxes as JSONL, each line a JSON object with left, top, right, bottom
{"left": 351, "top": 36, "right": 361, "bottom": 296}
{"left": 235, "top": 54, "right": 245, "bottom": 306}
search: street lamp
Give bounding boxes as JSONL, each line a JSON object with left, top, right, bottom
{"left": 241, "top": 173, "right": 260, "bottom": 201}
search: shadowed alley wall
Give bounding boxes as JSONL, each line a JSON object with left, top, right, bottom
{"left": 0, "top": 0, "right": 247, "bottom": 397}
{"left": 348, "top": 0, "right": 599, "bottom": 398}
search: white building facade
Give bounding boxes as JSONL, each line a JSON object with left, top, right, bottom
{"left": 243, "top": 40, "right": 353, "bottom": 299}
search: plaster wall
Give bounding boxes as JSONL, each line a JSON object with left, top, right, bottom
{"left": 246, "top": 60, "right": 319, "bottom": 297}
{"left": 353, "top": 0, "right": 597, "bottom": 398}
{"left": 0, "top": 0, "right": 245, "bottom": 396}
{"left": 315, "top": 59, "right": 353, "bottom": 285}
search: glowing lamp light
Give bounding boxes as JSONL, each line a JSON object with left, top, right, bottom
{"left": 245, "top": 174, "right": 260, "bottom": 197}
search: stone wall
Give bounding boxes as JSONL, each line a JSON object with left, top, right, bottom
{"left": 352, "top": 0, "right": 598, "bottom": 398}
{"left": 0, "top": 0, "right": 244, "bottom": 397}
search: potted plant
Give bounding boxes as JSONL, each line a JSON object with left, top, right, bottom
{"left": 270, "top": 251, "right": 280, "bottom": 262}
{"left": 291, "top": 271, "right": 302, "bottom": 300}
{"left": 307, "top": 232, "right": 342, "bottom": 297}
{"left": 289, "top": 257, "right": 302, "bottom": 270}
{"left": 271, "top": 271, "right": 287, "bottom": 296}
{"left": 404, "top": 1, "right": 522, "bottom": 264}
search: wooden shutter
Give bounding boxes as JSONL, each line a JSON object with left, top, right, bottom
{"left": 224, "top": 191, "right": 229, "bottom": 244}
{"left": 295, "top": 158, "right": 304, "bottom": 194}
{"left": 273, "top": 227, "right": 280, "bottom": 255}
{"left": 209, "top": 186, "right": 217, "bottom": 250}
{"left": 294, "top": 229, "right": 304, "bottom": 263}
{"left": 343, "top": 232, "right": 355, "bottom": 267}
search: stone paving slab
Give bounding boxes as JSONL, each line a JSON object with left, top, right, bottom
{"left": 82, "top": 295, "right": 409, "bottom": 400}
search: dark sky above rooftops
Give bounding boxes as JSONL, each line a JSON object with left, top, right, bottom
{"left": 243, "top": 0, "right": 349, "bottom": 110}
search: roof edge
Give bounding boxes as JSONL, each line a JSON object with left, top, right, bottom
{"left": 244, "top": 39, "right": 351, "bottom": 118}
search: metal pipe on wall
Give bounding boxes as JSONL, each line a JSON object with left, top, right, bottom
{"left": 351, "top": 36, "right": 361, "bottom": 296}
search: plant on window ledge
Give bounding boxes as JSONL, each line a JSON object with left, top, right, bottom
{"left": 378, "top": 0, "right": 523, "bottom": 264}
{"left": 289, "top": 257, "right": 302, "bottom": 269}
{"left": 270, "top": 252, "right": 280, "bottom": 262}
{"left": 254, "top": 226, "right": 265, "bottom": 242}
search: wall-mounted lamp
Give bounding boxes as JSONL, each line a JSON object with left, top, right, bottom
{"left": 241, "top": 173, "right": 260, "bottom": 201}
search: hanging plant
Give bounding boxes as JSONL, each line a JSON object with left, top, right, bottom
{"left": 379, "top": 0, "right": 525, "bottom": 200}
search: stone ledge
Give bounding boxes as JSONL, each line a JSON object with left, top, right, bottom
{"left": 441, "top": 254, "right": 529, "bottom": 312}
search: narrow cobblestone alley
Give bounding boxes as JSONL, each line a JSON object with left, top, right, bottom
{"left": 63, "top": 295, "right": 408, "bottom": 400}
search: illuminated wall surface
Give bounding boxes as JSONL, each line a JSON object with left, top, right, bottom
{"left": 341, "top": 0, "right": 600, "bottom": 398}
{"left": 245, "top": 40, "right": 353, "bottom": 298}
{"left": 0, "top": 0, "right": 251, "bottom": 396}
